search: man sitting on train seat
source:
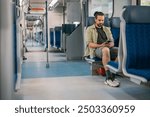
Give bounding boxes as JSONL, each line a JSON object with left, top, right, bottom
{"left": 84, "top": 11, "right": 119, "bottom": 87}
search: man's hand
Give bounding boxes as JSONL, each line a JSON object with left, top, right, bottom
{"left": 104, "top": 42, "right": 114, "bottom": 48}
{"left": 88, "top": 41, "right": 114, "bottom": 48}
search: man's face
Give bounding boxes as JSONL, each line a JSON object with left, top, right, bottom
{"left": 95, "top": 15, "right": 105, "bottom": 27}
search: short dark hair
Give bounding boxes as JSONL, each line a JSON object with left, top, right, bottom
{"left": 94, "top": 11, "right": 104, "bottom": 19}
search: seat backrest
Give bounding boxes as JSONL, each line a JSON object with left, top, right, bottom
{"left": 123, "top": 6, "right": 150, "bottom": 23}
{"left": 50, "top": 28, "right": 54, "bottom": 46}
{"left": 121, "top": 6, "right": 150, "bottom": 69}
{"left": 54, "top": 26, "right": 62, "bottom": 48}
{"left": 86, "top": 17, "right": 95, "bottom": 27}
{"left": 62, "top": 24, "right": 76, "bottom": 35}
{"left": 86, "top": 16, "right": 110, "bottom": 27}
{"left": 110, "top": 17, "right": 121, "bottom": 47}
{"left": 104, "top": 17, "right": 110, "bottom": 27}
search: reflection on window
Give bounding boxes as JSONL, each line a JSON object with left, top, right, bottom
{"left": 141, "top": 0, "right": 150, "bottom": 6}
{"left": 73, "top": 22, "right": 80, "bottom": 27}
{"left": 89, "top": 0, "right": 113, "bottom": 18}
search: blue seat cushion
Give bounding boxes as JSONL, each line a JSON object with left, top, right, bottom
{"left": 126, "top": 24, "right": 150, "bottom": 69}
{"left": 127, "top": 68, "right": 150, "bottom": 81}
{"left": 108, "top": 61, "right": 118, "bottom": 69}
{"left": 92, "top": 57, "right": 102, "bottom": 61}
{"left": 125, "top": 23, "right": 150, "bottom": 81}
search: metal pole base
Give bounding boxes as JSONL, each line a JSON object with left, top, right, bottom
{"left": 46, "top": 63, "right": 50, "bottom": 68}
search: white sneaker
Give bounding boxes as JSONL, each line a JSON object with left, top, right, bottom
{"left": 104, "top": 79, "right": 119, "bottom": 87}
{"left": 113, "top": 79, "right": 120, "bottom": 86}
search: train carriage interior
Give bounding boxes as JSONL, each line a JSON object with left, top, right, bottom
{"left": 0, "top": 0, "right": 150, "bottom": 100}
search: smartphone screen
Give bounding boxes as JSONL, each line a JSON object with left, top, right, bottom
{"left": 105, "top": 40, "right": 111, "bottom": 44}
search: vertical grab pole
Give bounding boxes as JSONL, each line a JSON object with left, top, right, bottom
{"left": 45, "top": 0, "right": 49, "bottom": 68}
{"left": 13, "top": 0, "right": 18, "bottom": 90}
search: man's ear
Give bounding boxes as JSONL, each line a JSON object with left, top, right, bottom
{"left": 94, "top": 18, "right": 96, "bottom": 23}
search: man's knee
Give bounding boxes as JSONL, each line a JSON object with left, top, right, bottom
{"left": 102, "top": 47, "right": 110, "bottom": 54}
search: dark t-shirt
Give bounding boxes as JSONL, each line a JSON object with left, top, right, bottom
{"left": 96, "top": 27, "right": 107, "bottom": 44}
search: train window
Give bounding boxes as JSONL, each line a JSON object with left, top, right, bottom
{"left": 88, "top": 0, "right": 113, "bottom": 18}
{"left": 141, "top": 0, "right": 150, "bottom": 6}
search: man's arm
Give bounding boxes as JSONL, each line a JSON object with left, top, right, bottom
{"left": 88, "top": 42, "right": 106, "bottom": 48}
{"left": 103, "top": 27, "right": 115, "bottom": 48}
{"left": 105, "top": 41, "right": 114, "bottom": 48}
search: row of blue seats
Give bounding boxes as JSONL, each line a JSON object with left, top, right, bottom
{"left": 50, "top": 24, "right": 76, "bottom": 49}
{"left": 50, "top": 26, "right": 62, "bottom": 48}
{"left": 85, "top": 6, "right": 150, "bottom": 84}
{"left": 107, "top": 6, "right": 150, "bottom": 84}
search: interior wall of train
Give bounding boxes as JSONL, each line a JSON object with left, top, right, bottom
{"left": 0, "top": 0, "right": 150, "bottom": 100}
{"left": 0, "top": 0, "right": 15, "bottom": 99}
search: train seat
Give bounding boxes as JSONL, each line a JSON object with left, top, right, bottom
{"left": 50, "top": 28, "right": 54, "bottom": 47}
{"left": 106, "top": 18, "right": 122, "bottom": 75}
{"left": 54, "top": 26, "right": 62, "bottom": 49}
{"left": 121, "top": 6, "right": 150, "bottom": 83}
{"left": 106, "top": 30, "right": 123, "bottom": 74}
{"left": 110, "top": 17, "right": 121, "bottom": 47}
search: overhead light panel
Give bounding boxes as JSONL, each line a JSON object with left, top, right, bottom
{"left": 48, "top": 0, "right": 59, "bottom": 7}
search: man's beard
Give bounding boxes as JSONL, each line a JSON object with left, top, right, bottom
{"left": 97, "top": 23, "right": 103, "bottom": 27}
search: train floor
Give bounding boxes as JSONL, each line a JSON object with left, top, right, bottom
{"left": 15, "top": 41, "right": 150, "bottom": 100}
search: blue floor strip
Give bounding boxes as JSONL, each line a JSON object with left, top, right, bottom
{"left": 22, "top": 61, "right": 91, "bottom": 79}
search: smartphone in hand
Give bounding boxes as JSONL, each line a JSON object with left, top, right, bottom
{"left": 105, "top": 40, "right": 111, "bottom": 44}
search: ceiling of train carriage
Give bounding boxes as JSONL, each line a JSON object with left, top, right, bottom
{"left": 24, "top": 0, "right": 79, "bottom": 18}
{"left": 29, "top": 0, "right": 63, "bottom": 9}
{"left": 24, "top": 0, "right": 80, "bottom": 28}
{"left": 28, "top": 0, "right": 79, "bottom": 10}
{"left": 22, "top": 0, "right": 80, "bottom": 13}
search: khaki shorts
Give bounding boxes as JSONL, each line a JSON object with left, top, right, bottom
{"left": 95, "top": 47, "right": 118, "bottom": 60}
